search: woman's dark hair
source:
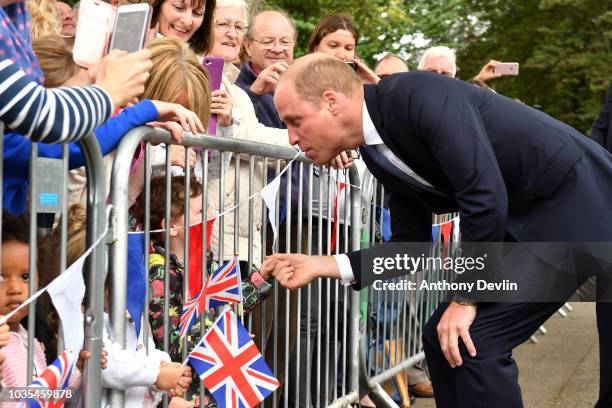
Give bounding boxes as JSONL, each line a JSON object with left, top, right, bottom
{"left": 307, "top": 14, "right": 359, "bottom": 54}
{"left": 151, "top": 0, "right": 217, "bottom": 55}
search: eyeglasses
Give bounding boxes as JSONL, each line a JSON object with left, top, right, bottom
{"left": 249, "top": 37, "right": 295, "bottom": 50}
{"left": 214, "top": 20, "right": 248, "bottom": 35}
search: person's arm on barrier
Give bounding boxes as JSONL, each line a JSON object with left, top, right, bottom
{"left": 3, "top": 100, "right": 202, "bottom": 174}
{"left": 0, "top": 50, "right": 152, "bottom": 143}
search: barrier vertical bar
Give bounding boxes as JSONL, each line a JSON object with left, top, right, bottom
{"left": 182, "top": 147, "right": 191, "bottom": 362}
{"left": 348, "top": 164, "right": 361, "bottom": 399}
{"left": 81, "top": 134, "right": 108, "bottom": 408}
{"left": 108, "top": 128, "right": 150, "bottom": 407}
{"left": 26, "top": 143, "right": 38, "bottom": 385}
{"left": 143, "top": 143, "right": 151, "bottom": 353}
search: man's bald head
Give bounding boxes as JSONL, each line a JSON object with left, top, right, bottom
{"left": 248, "top": 10, "right": 297, "bottom": 40}
{"left": 277, "top": 53, "right": 362, "bottom": 107}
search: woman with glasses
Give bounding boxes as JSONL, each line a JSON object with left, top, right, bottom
{"left": 205, "top": 0, "right": 295, "bottom": 273}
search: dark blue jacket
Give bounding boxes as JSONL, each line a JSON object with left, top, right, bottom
{"left": 347, "top": 72, "right": 612, "bottom": 289}
{"left": 235, "top": 63, "right": 285, "bottom": 129}
{"left": 3, "top": 99, "right": 158, "bottom": 214}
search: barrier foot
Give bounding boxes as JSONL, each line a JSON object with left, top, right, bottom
{"left": 368, "top": 383, "right": 400, "bottom": 408}
{"left": 538, "top": 325, "right": 547, "bottom": 335}
{"left": 529, "top": 335, "right": 539, "bottom": 344}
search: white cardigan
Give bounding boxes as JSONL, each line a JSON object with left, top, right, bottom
{"left": 101, "top": 313, "right": 170, "bottom": 408}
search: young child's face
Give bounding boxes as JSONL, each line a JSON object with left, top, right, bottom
{"left": 171, "top": 193, "right": 204, "bottom": 234}
{"left": 0, "top": 241, "right": 33, "bottom": 329}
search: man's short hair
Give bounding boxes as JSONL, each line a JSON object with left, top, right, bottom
{"left": 417, "top": 46, "right": 457, "bottom": 76}
{"left": 281, "top": 54, "right": 361, "bottom": 107}
{"left": 247, "top": 9, "right": 297, "bottom": 40}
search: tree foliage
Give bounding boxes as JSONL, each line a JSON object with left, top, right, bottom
{"left": 252, "top": 0, "right": 612, "bottom": 133}
{"left": 455, "top": 0, "right": 612, "bottom": 133}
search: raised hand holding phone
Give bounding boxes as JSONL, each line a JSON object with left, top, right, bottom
{"left": 72, "top": 0, "right": 115, "bottom": 68}
{"left": 108, "top": 3, "right": 153, "bottom": 53}
{"left": 203, "top": 56, "right": 225, "bottom": 134}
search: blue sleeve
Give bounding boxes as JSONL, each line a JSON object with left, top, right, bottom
{"left": 2, "top": 100, "right": 159, "bottom": 173}
{"left": 93, "top": 99, "right": 159, "bottom": 155}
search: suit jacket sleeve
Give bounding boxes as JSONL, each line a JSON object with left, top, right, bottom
{"left": 346, "top": 194, "right": 431, "bottom": 290}
{"left": 398, "top": 79, "right": 508, "bottom": 242}
{"left": 591, "top": 81, "right": 612, "bottom": 149}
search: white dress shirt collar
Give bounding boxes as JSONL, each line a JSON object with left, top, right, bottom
{"left": 363, "top": 100, "right": 383, "bottom": 146}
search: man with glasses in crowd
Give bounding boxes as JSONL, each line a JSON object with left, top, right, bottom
{"left": 236, "top": 9, "right": 296, "bottom": 127}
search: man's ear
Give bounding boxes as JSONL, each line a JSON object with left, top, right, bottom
{"left": 322, "top": 90, "right": 341, "bottom": 115}
{"left": 243, "top": 39, "right": 253, "bottom": 59}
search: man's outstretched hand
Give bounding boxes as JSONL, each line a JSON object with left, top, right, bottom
{"left": 266, "top": 254, "right": 341, "bottom": 290}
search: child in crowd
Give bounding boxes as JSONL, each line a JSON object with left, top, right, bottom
{"left": 145, "top": 175, "right": 277, "bottom": 405}
{"left": 37, "top": 204, "right": 193, "bottom": 408}
{"left": 0, "top": 212, "right": 87, "bottom": 405}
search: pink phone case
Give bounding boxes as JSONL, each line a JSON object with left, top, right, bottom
{"left": 72, "top": 0, "right": 115, "bottom": 68}
{"left": 494, "top": 63, "right": 519, "bottom": 76}
{"left": 203, "top": 56, "right": 225, "bottom": 135}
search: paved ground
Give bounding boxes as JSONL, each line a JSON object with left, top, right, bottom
{"left": 415, "top": 302, "right": 600, "bottom": 408}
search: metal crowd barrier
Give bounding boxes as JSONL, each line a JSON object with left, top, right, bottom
{"left": 108, "top": 126, "right": 362, "bottom": 407}
{"left": 0, "top": 124, "right": 108, "bottom": 407}
{"left": 0, "top": 122, "right": 587, "bottom": 407}
{"left": 353, "top": 172, "right": 460, "bottom": 408}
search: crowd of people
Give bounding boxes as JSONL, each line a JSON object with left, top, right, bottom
{"left": 0, "top": 0, "right": 611, "bottom": 407}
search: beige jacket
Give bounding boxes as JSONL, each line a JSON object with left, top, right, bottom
{"left": 207, "top": 62, "right": 293, "bottom": 266}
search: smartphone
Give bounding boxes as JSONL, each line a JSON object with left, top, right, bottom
{"left": 346, "top": 61, "right": 357, "bottom": 71}
{"left": 494, "top": 62, "right": 519, "bottom": 76}
{"left": 72, "top": 0, "right": 115, "bottom": 68}
{"left": 108, "top": 3, "right": 152, "bottom": 53}
{"left": 203, "top": 56, "right": 225, "bottom": 135}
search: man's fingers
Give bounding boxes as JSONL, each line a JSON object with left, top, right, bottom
{"left": 437, "top": 325, "right": 454, "bottom": 368}
{"left": 448, "top": 328, "right": 462, "bottom": 367}
{"left": 460, "top": 328, "right": 477, "bottom": 357}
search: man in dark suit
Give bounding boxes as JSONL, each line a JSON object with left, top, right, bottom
{"left": 592, "top": 81, "right": 612, "bottom": 152}
{"left": 269, "top": 53, "right": 612, "bottom": 408}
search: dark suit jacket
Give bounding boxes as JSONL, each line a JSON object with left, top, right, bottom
{"left": 347, "top": 72, "right": 612, "bottom": 289}
{"left": 591, "top": 81, "right": 612, "bottom": 152}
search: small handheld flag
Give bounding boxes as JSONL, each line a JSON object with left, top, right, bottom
{"left": 179, "top": 256, "right": 241, "bottom": 338}
{"left": 27, "top": 350, "right": 76, "bottom": 408}
{"left": 187, "top": 309, "right": 279, "bottom": 408}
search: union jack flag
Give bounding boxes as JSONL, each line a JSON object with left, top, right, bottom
{"left": 188, "top": 309, "right": 279, "bottom": 408}
{"left": 179, "top": 256, "right": 242, "bottom": 338}
{"left": 27, "top": 350, "right": 76, "bottom": 408}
